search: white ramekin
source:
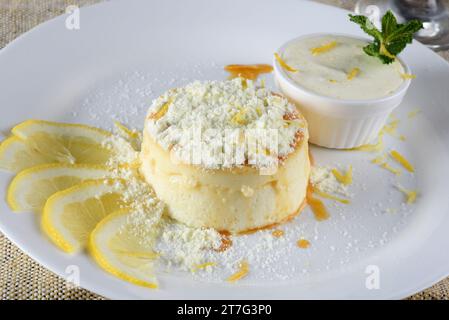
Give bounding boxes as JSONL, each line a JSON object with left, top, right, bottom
{"left": 273, "top": 33, "right": 412, "bottom": 149}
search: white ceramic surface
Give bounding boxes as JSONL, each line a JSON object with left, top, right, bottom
{"left": 274, "top": 33, "right": 412, "bottom": 149}
{"left": 1, "top": 0, "right": 449, "bottom": 299}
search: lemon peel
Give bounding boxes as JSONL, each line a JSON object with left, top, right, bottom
{"left": 231, "top": 107, "right": 248, "bottom": 125}
{"left": 150, "top": 99, "right": 172, "bottom": 120}
{"left": 390, "top": 150, "right": 414, "bottom": 173}
{"left": 274, "top": 53, "right": 298, "bottom": 72}
{"left": 313, "top": 188, "right": 350, "bottom": 204}
{"left": 310, "top": 41, "right": 337, "bottom": 56}
{"left": 350, "top": 133, "right": 384, "bottom": 152}
{"left": 380, "top": 162, "right": 401, "bottom": 175}
{"left": 382, "top": 119, "right": 400, "bottom": 136}
{"left": 347, "top": 67, "right": 360, "bottom": 80}
{"left": 371, "top": 154, "right": 387, "bottom": 164}
{"left": 227, "top": 260, "right": 249, "bottom": 283}
{"left": 193, "top": 262, "right": 217, "bottom": 271}
{"left": 397, "top": 185, "right": 418, "bottom": 204}
{"left": 400, "top": 73, "right": 416, "bottom": 80}
{"left": 331, "top": 165, "right": 353, "bottom": 186}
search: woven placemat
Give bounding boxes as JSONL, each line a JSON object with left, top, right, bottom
{"left": 1, "top": 0, "right": 448, "bottom": 300}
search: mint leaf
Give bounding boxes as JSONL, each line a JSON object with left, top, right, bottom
{"left": 349, "top": 14, "right": 382, "bottom": 40}
{"left": 349, "top": 10, "right": 423, "bottom": 64}
{"left": 381, "top": 10, "right": 397, "bottom": 36}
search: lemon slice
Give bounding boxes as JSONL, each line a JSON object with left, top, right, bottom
{"left": 12, "top": 119, "right": 111, "bottom": 143}
{"left": 0, "top": 136, "right": 56, "bottom": 172}
{"left": 42, "top": 179, "right": 127, "bottom": 253}
{"left": 114, "top": 121, "right": 142, "bottom": 151}
{"left": 0, "top": 120, "right": 135, "bottom": 172}
{"left": 89, "top": 209, "right": 159, "bottom": 288}
{"left": 13, "top": 119, "right": 113, "bottom": 165}
{"left": 7, "top": 164, "right": 111, "bottom": 213}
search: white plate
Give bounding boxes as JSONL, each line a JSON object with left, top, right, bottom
{"left": 1, "top": 0, "right": 449, "bottom": 300}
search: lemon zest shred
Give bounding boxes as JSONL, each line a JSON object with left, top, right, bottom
{"left": 400, "top": 73, "right": 416, "bottom": 80}
{"left": 274, "top": 53, "right": 298, "bottom": 72}
{"left": 390, "top": 150, "right": 415, "bottom": 173}
{"left": 347, "top": 67, "right": 360, "bottom": 80}
{"left": 399, "top": 135, "right": 406, "bottom": 141}
{"left": 150, "top": 98, "right": 172, "bottom": 120}
{"left": 227, "top": 261, "right": 249, "bottom": 283}
{"left": 350, "top": 133, "right": 384, "bottom": 152}
{"left": 381, "top": 119, "right": 400, "bottom": 136}
{"left": 313, "top": 188, "right": 350, "bottom": 204}
{"left": 231, "top": 107, "right": 248, "bottom": 125}
{"left": 328, "top": 79, "right": 338, "bottom": 83}
{"left": 310, "top": 41, "right": 338, "bottom": 56}
{"left": 240, "top": 78, "right": 248, "bottom": 89}
{"left": 114, "top": 121, "right": 139, "bottom": 139}
{"left": 380, "top": 162, "right": 401, "bottom": 175}
{"left": 371, "top": 153, "right": 387, "bottom": 164}
{"left": 194, "top": 262, "right": 217, "bottom": 271}
{"left": 397, "top": 185, "right": 418, "bottom": 204}
{"left": 331, "top": 165, "right": 353, "bottom": 186}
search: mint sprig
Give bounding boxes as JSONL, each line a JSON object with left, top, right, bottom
{"left": 349, "top": 10, "right": 423, "bottom": 64}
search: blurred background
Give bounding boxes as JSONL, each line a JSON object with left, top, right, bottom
{"left": 1, "top": 0, "right": 449, "bottom": 54}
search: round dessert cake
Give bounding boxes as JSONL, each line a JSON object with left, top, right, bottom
{"left": 140, "top": 78, "right": 310, "bottom": 233}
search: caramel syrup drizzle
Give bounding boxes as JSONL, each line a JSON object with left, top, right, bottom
{"left": 206, "top": 88, "right": 327, "bottom": 248}
{"left": 297, "top": 239, "right": 310, "bottom": 249}
{"left": 215, "top": 183, "right": 327, "bottom": 252}
{"left": 215, "top": 231, "right": 233, "bottom": 252}
{"left": 305, "top": 148, "right": 329, "bottom": 221}
{"left": 306, "top": 184, "right": 330, "bottom": 222}
{"left": 224, "top": 64, "right": 273, "bottom": 80}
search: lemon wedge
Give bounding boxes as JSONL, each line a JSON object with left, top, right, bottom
{"left": 89, "top": 208, "right": 160, "bottom": 288}
{"left": 42, "top": 179, "right": 127, "bottom": 253}
{"left": 0, "top": 120, "right": 135, "bottom": 172}
{"left": 7, "top": 164, "right": 111, "bottom": 213}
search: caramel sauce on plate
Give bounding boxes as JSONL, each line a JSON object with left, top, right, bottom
{"left": 306, "top": 184, "right": 330, "bottom": 221}
{"left": 305, "top": 149, "right": 330, "bottom": 221}
{"left": 224, "top": 64, "right": 273, "bottom": 80}
{"left": 216, "top": 231, "right": 232, "bottom": 252}
{"left": 297, "top": 239, "right": 310, "bottom": 249}
{"left": 271, "top": 229, "right": 285, "bottom": 238}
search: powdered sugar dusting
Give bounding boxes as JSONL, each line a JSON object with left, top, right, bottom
{"left": 145, "top": 78, "right": 306, "bottom": 169}
{"left": 63, "top": 63, "right": 419, "bottom": 285}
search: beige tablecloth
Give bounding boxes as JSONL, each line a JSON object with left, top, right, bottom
{"left": 1, "top": 0, "right": 448, "bottom": 300}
